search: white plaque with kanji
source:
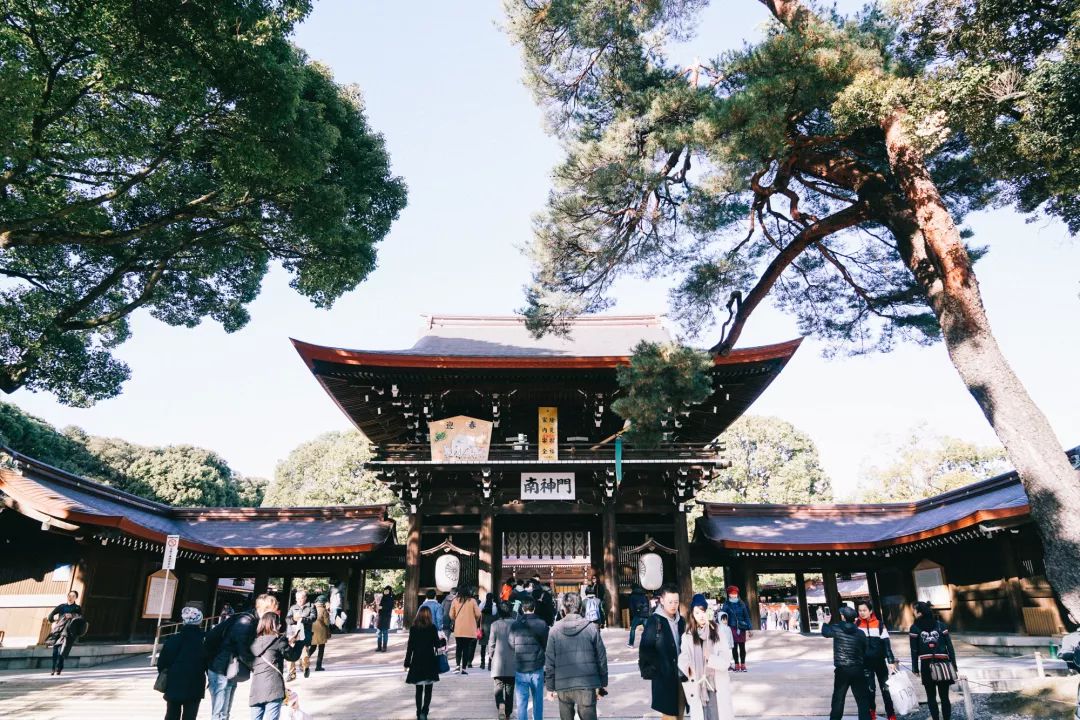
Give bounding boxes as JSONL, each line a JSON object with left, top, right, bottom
{"left": 521, "top": 472, "right": 575, "bottom": 500}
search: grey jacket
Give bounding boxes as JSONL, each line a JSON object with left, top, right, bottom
{"left": 487, "top": 618, "right": 517, "bottom": 678}
{"left": 544, "top": 613, "right": 608, "bottom": 692}
{"left": 510, "top": 613, "right": 549, "bottom": 673}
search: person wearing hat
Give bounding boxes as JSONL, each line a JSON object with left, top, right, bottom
{"left": 157, "top": 605, "right": 208, "bottom": 720}
{"left": 718, "top": 586, "right": 752, "bottom": 672}
{"left": 822, "top": 605, "right": 872, "bottom": 720}
{"left": 677, "top": 594, "right": 735, "bottom": 720}
{"left": 306, "top": 594, "right": 331, "bottom": 672}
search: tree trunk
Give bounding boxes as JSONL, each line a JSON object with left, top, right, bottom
{"left": 882, "top": 110, "right": 1080, "bottom": 618}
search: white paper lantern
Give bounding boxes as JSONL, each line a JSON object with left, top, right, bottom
{"left": 638, "top": 552, "right": 664, "bottom": 591}
{"left": 434, "top": 554, "right": 461, "bottom": 592}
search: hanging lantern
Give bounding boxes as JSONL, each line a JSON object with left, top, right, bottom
{"left": 434, "top": 553, "right": 461, "bottom": 592}
{"left": 638, "top": 552, "right": 664, "bottom": 591}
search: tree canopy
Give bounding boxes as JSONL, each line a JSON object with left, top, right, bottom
{"left": 0, "top": 0, "right": 407, "bottom": 405}
{"left": 706, "top": 415, "right": 833, "bottom": 503}
{"left": 858, "top": 427, "right": 1007, "bottom": 502}
{"left": 0, "top": 400, "right": 265, "bottom": 506}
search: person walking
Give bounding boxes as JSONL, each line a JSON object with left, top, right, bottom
{"left": 677, "top": 594, "right": 735, "bottom": 720}
{"left": 856, "top": 599, "right": 897, "bottom": 720}
{"left": 544, "top": 592, "right": 608, "bottom": 720}
{"left": 450, "top": 587, "right": 482, "bottom": 673}
{"left": 158, "top": 606, "right": 208, "bottom": 720}
{"left": 404, "top": 605, "right": 446, "bottom": 720}
{"left": 779, "top": 604, "right": 791, "bottom": 632}
{"left": 628, "top": 584, "right": 650, "bottom": 648}
{"left": 419, "top": 589, "right": 444, "bottom": 631}
{"left": 307, "top": 595, "right": 330, "bottom": 672}
{"left": 910, "top": 601, "right": 958, "bottom": 720}
{"left": 583, "top": 589, "right": 603, "bottom": 626}
{"left": 286, "top": 590, "right": 316, "bottom": 679}
{"left": 719, "top": 586, "right": 752, "bottom": 672}
{"left": 480, "top": 592, "right": 497, "bottom": 670}
{"left": 822, "top": 605, "right": 872, "bottom": 720}
{"left": 639, "top": 584, "right": 686, "bottom": 720}
{"left": 249, "top": 611, "right": 303, "bottom": 720}
{"left": 488, "top": 601, "right": 518, "bottom": 720}
{"left": 205, "top": 593, "right": 275, "bottom": 720}
{"left": 377, "top": 586, "right": 395, "bottom": 653}
{"left": 511, "top": 598, "right": 549, "bottom": 720}
{"left": 46, "top": 590, "right": 84, "bottom": 676}
{"left": 532, "top": 579, "right": 557, "bottom": 627}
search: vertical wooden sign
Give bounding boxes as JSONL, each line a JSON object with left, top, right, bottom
{"left": 538, "top": 406, "right": 558, "bottom": 461}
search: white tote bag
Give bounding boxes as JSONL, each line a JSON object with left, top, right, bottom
{"left": 885, "top": 668, "right": 919, "bottom": 716}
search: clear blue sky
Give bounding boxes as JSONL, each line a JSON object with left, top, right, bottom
{"left": 10, "top": 1, "right": 1080, "bottom": 497}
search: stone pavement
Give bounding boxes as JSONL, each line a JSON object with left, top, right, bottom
{"left": 0, "top": 630, "right": 1069, "bottom": 719}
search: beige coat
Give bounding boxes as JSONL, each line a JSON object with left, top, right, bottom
{"left": 311, "top": 604, "right": 330, "bottom": 645}
{"left": 450, "top": 596, "right": 481, "bottom": 638}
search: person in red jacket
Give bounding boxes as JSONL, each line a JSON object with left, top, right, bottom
{"left": 855, "top": 600, "right": 897, "bottom": 720}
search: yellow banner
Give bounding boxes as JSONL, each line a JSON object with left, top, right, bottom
{"left": 538, "top": 406, "right": 558, "bottom": 461}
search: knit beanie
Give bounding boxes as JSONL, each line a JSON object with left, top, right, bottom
{"left": 690, "top": 593, "right": 708, "bottom": 610}
{"left": 181, "top": 606, "right": 203, "bottom": 625}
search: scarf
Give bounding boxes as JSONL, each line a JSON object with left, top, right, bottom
{"left": 687, "top": 625, "right": 717, "bottom": 699}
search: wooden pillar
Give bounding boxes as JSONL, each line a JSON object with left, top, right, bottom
{"left": 346, "top": 565, "right": 363, "bottom": 632}
{"left": 253, "top": 571, "right": 269, "bottom": 600}
{"left": 795, "top": 570, "right": 811, "bottom": 634}
{"left": 998, "top": 535, "right": 1027, "bottom": 633}
{"left": 479, "top": 509, "right": 495, "bottom": 597}
{"left": 404, "top": 512, "right": 423, "bottom": 628}
{"left": 602, "top": 505, "right": 621, "bottom": 627}
{"left": 673, "top": 511, "right": 693, "bottom": 618}
{"left": 743, "top": 563, "right": 760, "bottom": 629}
{"left": 281, "top": 577, "right": 294, "bottom": 610}
{"left": 823, "top": 567, "right": 841, "bottom": 617}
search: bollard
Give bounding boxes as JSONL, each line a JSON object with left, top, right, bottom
{"left": 959, "top": 675, "right": 975, "bottom": 720}
{"left": 1034, "top": 650, "right": 1045, "bottom": 677}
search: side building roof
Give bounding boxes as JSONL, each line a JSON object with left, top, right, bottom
{"left": 0, "top": 448, "right": 395, "bottom": 559}
{"left": 696, "top": 446, "right": 1080, "bottom": 552}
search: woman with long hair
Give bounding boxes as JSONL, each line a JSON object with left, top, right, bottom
{"left": 449, "top": 586, "right": 481, "bottom": 674}
{"left": 249, "top": 611, "right": 303, "bottom": 719}
{"left": 677, "top": 593, "right": 735, "bottom": 720}
{"left": 478, "top": 592, "right": 496, "bottom": 670}
{"left": 910, "top": 601, "right": 958, "bottom": 720}
{"left": 404, "top": 605, "right": 447, "bottom": 720}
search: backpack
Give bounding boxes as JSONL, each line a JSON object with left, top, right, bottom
{"left": 630, "top": 593, "right": 649, "bottom": 618}
{"left": 204, "top": 612, "right": 241, "bottom": 661}
{"left": 584, "top": 596, "right": 602, "bottom": 622}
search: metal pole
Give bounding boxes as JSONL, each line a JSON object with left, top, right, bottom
{"left": 150, "top": 569, "right": 171, "bottom": 665}
{"left": 1034, "top": 650, "right": 1045, "bottom": 677}
{"left": 959, "top": 675, "right": 974, "bottom": 719}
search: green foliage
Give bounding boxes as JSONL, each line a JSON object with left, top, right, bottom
{"left": 263, "top": 430, "right": 403, "bottom": 539}
{"left": 0, "top": 400, "right": 265, "bottom": 506}
{"left": 706, "top": 415, "right": 833, "bottom": 503}
{"left": 857, "top": 426, "right": 1008, "bottom": 502}
{"left": 610, "top": 342, "right": 713, "bottom": 447}
{"left": 0, "top": 0, "right": 407, "bottom": 405}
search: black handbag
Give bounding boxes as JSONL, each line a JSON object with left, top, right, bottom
{"left": 928, "top": 660, "right": 957, "bottom": 683}
{"left": 153, "top": 669, "right": 168, "bottom": 693}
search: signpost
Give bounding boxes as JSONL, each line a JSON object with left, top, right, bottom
{"left": 538, "top": 407, "right": 558, "bottom": 461}
{"left": 150, "top": 535, "right": 180, "bottom": 664}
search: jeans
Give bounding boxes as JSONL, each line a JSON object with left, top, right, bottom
{"left": 830, "top": 667, "right": 871, "bottom": 720}
{"left": 628, "top": 616, "right": 648, "bottom": 646}
{"left": 514, "top": 669, "right": 544, "bottom": 720}
{"left": 207, "top": 669, "right": 238, "bottom": 720}
{"left": 165, "top": 699, "right": 201, "bottom": 720}
{"left": 250, "top": 700, "right": 281, "bottom": 720}
{"left": 557, "top": 688, "right": 597, "bottom": 720}
{"left": 377, "top": 627, "right": 389, "bottom": 649}
{"left": 864, "top": 657, "right": 895, "bottom": 715}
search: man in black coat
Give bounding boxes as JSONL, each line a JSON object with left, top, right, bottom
{"left": 531, "top": 578, "right": 556, "bottom": 626}
{"left": 639, "top": 584, "right": 685, "bottom": 720}
{"left": 47, "top": 590, "right": 83, "bottom": 676}
{"left": 206, "top": 592, "right": 276, "bottom": 720}
{"left": 158, "top": 606, "right": 208, "bottom": 720}
{"left": 822, "top": 605, "right": 872, "bottom": 720}
{"left": 376, "top": 586, "right": 395, "bottom": 652}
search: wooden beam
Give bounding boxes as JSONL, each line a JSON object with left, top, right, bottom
{"left": 673, "top": 511, "right": 693, "bottom": 618}
{"left": 743, "top": 562, "right": 760, "bottom": 630}
{"left": 479, "top": 510, "right": 494, "bottom": 596}
{"left": 602, "top": 505, "right": 621, "bottom": 627}
{"left": 795, "top": 571, "right": 811, "bottom": 635}
{"left": 404, "top": 512, "right": 422, "bottom": 627}
{"left": 823, "top": 568, "right": 841, "bottom": 618}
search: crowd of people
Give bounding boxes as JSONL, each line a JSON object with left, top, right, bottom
{"left": 37, "top": 574, "right": 970, "bottom": 720}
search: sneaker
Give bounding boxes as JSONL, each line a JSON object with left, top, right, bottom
{"left": 461, "top": 669, "right": 468, "bottom": 675}
{"left": 315, "top": 666, "right": 325, "bottom": 671}
{"left": 304, "top": 666, "right": 310, "bottom": 678}
{"left": 869, "top": 711, "right": 877, "bottom": 720}
{"left": 626, "top": 642, "right": 633, "bottom": 647}
{"left": 728, "top": 664, "right": 736, "bottom": 672}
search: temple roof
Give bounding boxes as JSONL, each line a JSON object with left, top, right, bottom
{"left": 694, "top": 455, "right": 1080, "bottom": 551}
{"left": 293, "top": 314, "right": 802, "bottom": 446}
{"left": 0, "top": 449, "right": 395, "bottom": 557}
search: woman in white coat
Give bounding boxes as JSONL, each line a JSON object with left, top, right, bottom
{"left": 678, "top": 593, "right": 736, "bottom": 720}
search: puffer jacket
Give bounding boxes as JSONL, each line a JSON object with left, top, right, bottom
{"left": 206, "top": 611, "right": 257, "bottom": 676}
{"left": 719, "top": 599, "right": 752, "bottom": 632}
{"left": 544, "top": 613, "right": 608, "bottom": 692}
{"left": 510, "top": 613, "right": 549, "bottom": 673}
{"left": 822, "top": 620, "right": 868, "bottom": 669}
{"left": 855, "top": 613, "right": 895, "bottom": 663}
